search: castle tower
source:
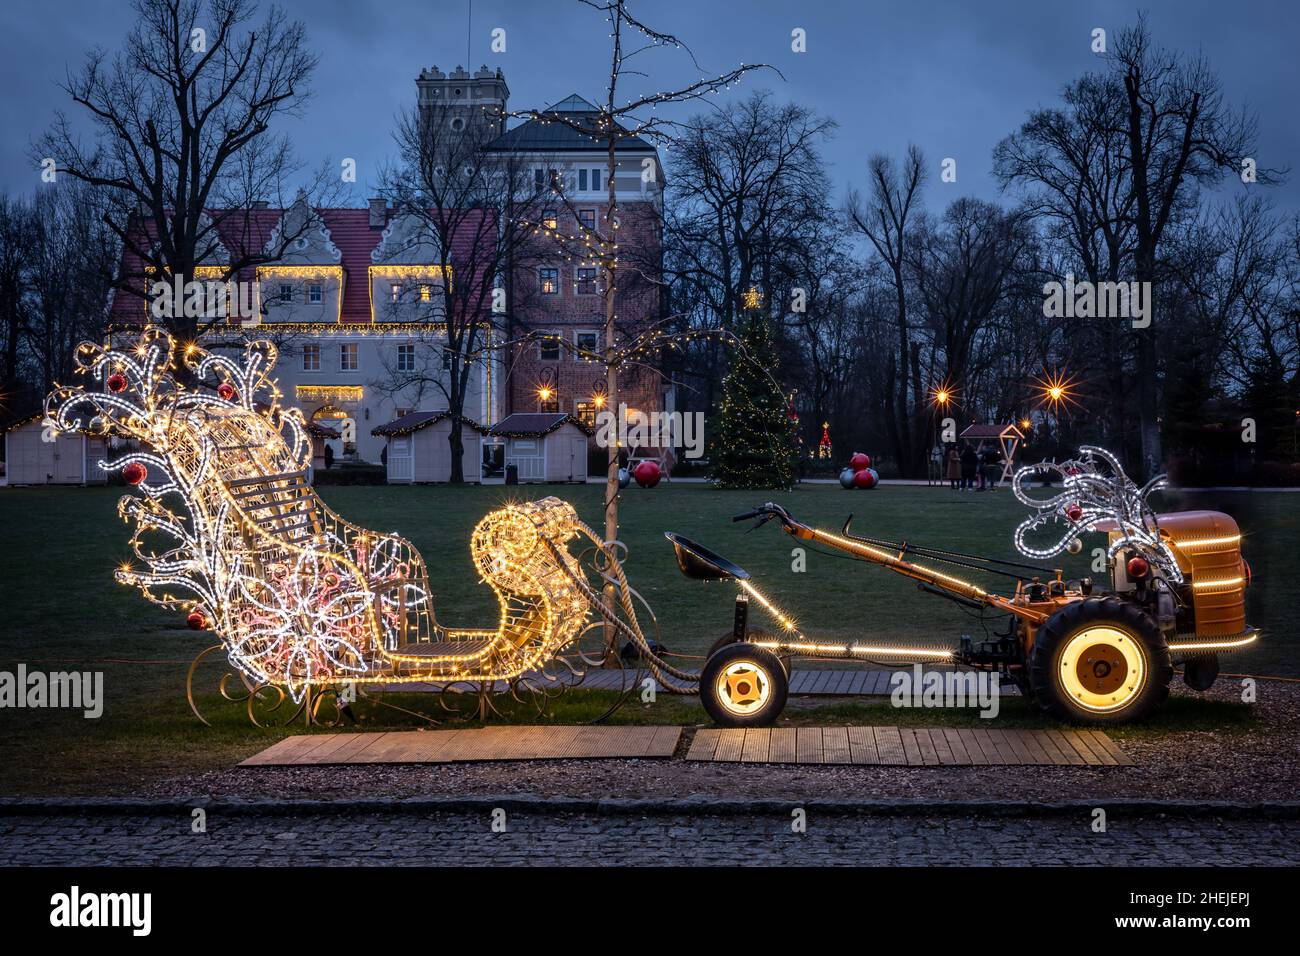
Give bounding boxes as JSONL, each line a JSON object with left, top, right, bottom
{"left": 415, "top": 65, "right": 509, "bottom": 143}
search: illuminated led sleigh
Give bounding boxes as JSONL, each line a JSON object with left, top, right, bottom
{"left": 45, "top": 327, "right": 650, "bottom": 724}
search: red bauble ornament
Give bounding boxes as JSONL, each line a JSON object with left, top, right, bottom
{"left": 1065, "top": 503, "right": 1083, "bottom": 522}
{"left": 186, "top": 611, "right": 207, "bottom": 630}
{"left": 1126, "top": 555, "right": 1150, "bottom": 579}
{"left": 852, "top": 468, "right": 877, "bottom": 489}
{"left": 217, "top": 382, "right": 237, "bottom": 401}
{"left": 849, "top": 452, "right": 871, "bottom": 472}
{"left": 106, "top": 372, "right": 128, "bottom": 393}
{"left": 632, "top": 460, "right": 662, "bottom": 488}
{"left": 122, "top": 462, "right": 147, "bottom": 486}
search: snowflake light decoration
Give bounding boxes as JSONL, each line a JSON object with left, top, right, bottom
{"left": 1011, "top": 445, "right": 1182, "bottom": 583}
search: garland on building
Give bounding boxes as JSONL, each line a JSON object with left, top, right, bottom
{"left": 710, "top": 310, "right": 796, "bottom": 490}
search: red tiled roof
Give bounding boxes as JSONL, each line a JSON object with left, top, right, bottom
{"left": 110, "top": 207, "right": 492, "bottom": 325}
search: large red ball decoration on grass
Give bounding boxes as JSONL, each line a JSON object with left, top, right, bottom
{"left": 217, "top": 382, "right": 237, "bottom": 401}
{"left": 186, "top": 610, "right": 207, "bottom": 630}
{"left": 852, "top": 468, "right": 877, "bottom": 489}
{"left": 632, "top": 460, "right": 661, "bottom": 488}
{"left": 122, "top": 462, "right": 147, "bottom": 486}
{"left": 106, "top": 372, "right": 128, "bottom": 393}
{"left": 849, "top": 452, "right": 871, "bottom": 472}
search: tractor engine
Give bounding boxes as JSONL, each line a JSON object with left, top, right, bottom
{"left": 1105, "top": 510, "right": 1248, "bottom": 644}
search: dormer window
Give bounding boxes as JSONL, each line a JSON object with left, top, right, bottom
{"left": 391, "top": 283, "right": 402, "bottom": 304}
{"left": 279, "top": 284, "right": 292, "bottom": 303}
{"left": 420, "top": 284, "right": 432, "bottom": 302}
{"left": 309, "top": 283, "right": 322, "bottom": 304}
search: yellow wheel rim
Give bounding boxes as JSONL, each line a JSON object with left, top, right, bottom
{"left": 1058, "top": 626, "right": 1146, "bottom": 713}
{"left": 714, "top": 660, "right": 772, "bottom": 717}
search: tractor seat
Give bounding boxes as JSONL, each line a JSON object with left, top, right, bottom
{"left": 664, "top": 532, "right": 751, "bottom": 581}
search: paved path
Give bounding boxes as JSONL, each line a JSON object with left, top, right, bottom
{"left": 3, "top": 808, "right": 1296, "bottom": 866}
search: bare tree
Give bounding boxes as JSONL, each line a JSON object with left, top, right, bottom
{"left": 35, "top": 0, "right": 334, "bottom": 352}
{"left": 665, "top": 93, "right": 837, "bottom": 416}
{"left": 1112, "top": 16, "right": 1272, "bottom": 475}
{"left": 507, "top": 0, "right": 770, "bottom": 562}
{"left": 845, "top": 145, "right": 927, "bottom": 475}
{"left": 0, "top": 196, "right": 35, "bottom": 415}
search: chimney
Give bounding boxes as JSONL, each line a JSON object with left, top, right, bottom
{"left": 368, "top": 198, "right": 387, "bottom": 229}
{"left": 250, "top": 200, "right": 269, "bottom": 210}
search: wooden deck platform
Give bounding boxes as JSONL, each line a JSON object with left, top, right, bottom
{"left": 239, "top": 724, "right": 1131, "bottom": 768}
{"left": 684, "top": 726, "right": 1131, "bottom": 766}
{"left": 239, "top": 724, "right": 682, "bottom": 767}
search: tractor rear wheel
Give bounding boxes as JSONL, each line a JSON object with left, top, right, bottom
{"left": 1029, "top": 597, "right": 1172, "bottom": 725}
{"left": 700, "top": 642, "right": 789, "bottom": 727}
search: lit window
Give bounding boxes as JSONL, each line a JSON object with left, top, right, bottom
{"left": 390, "top": 283, "right": 402, "bottom": 304}
{"left": 575, "top": 401, "right": 597, "bottom": 427}
{"left": 542, "top": 210, "right": 557, "bottom": 230}
{"left": 575, "top": 268, "right": 597, "bottom": 295}
{"left": 279, "top": 284, "right": 292, "bottom": 303}
{"left": 575, "top": 330, "right": 599, "bottom": 357}
{"left": 539, "top": 268, "right": 558, "bottom": 295}
{"left": 302, "top": 344, "right": 320, "bottom": 371}
{"left": 309, "top": 283, "right": 322, "bottom": 304}
{"left": 341, "top": 343, "right": 359, "bottom": 371}
{"left": 539, "top": 333, "right": 560, "bottom": 362}
{"left": 578, "top": 209, "right": 596, "bottom": 231}
{"left": 420, "top": 284, "right": 432, "bottom": 302}
{"left": 397, "top": 343, "right": 415, "bottom": 372}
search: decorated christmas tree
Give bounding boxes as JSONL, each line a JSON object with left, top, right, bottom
{"left": 710, "top": 302, "right": 797, "bottom": 489}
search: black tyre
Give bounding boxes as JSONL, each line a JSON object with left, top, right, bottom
{"left": 1029, "top": 597, "right": 1172, "bottom": 725}
{"left": 1182, "top": 655, "right": 1220, "bottom": 691}
{"left": 699, "top": 642, "right": 789, "bottom": 727}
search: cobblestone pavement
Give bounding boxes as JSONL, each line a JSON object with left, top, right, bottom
{"left": 2, "top": 809, "right": 1297, "bottom": 865}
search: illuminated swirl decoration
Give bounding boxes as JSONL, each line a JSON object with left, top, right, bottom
{"left": 44, "top": 326, "right": 596, "bottom": 702}
{"left": 1011, "top": 445, "right": 1182, "bottom": 584}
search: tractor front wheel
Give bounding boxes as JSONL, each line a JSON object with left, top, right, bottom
{"left": 1029, "top": 597, "right": 1172, "bottom": 725}
{"left": 700, "top": 643, "right": 789, "bottom": 727}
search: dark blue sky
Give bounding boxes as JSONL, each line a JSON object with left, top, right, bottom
{"left": 2, "top": 0, "right": 1296, "bottom": 212}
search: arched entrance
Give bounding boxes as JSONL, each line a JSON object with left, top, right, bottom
{"left": 311, "top": 404, "right": 356, "bottom": 461}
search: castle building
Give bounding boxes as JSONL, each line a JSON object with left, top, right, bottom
{"left": 106, "top": 66, "right": 669, "bottom": 473}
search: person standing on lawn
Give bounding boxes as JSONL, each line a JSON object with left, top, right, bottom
{"left": 947, "top": 445, "right": 961, "bottom": 490}
{"left": 960, "top": 443, "right": 978, "bottom": 491}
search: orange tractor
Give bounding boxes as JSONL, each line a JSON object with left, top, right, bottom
{"left": 674, "top": 447, "right": 1256, "bottom": 727}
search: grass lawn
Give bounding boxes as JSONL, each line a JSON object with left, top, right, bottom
{"left": 0, "top": 480, "right": 1293, "bottom": 795}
